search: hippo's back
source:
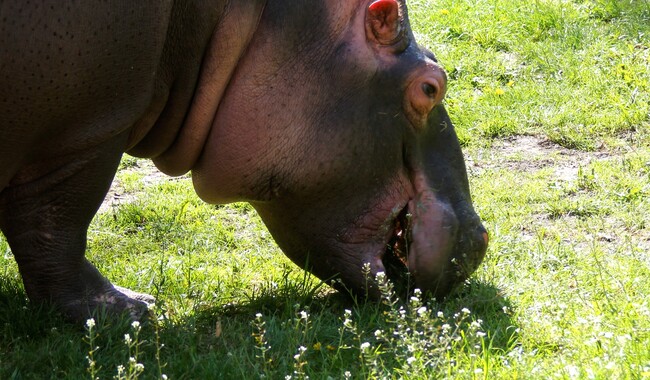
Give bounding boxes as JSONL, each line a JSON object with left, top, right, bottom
{"left": 0, "top": 1, "right": 174, "bottom": 189}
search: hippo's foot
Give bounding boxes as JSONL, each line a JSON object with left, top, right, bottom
{"left": 60, "top": 284, "right": 155, "bottom": 323}
{"left": 79, "top": 284, "right": 154, "bottom": 320}
{"left": 21, "top": 259, "right": 156, "bottom": 323}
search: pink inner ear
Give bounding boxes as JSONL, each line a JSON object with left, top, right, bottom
{"left": 368, "top": 0, "right": 400, "bottom": 44}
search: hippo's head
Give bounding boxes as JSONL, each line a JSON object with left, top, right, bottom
{"left": 193, "top": 0, "right": 487, "bottom": 299}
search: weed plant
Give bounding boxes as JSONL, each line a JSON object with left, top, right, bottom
{"left": 75, "top": 271, "right": 491, "bottom": 379}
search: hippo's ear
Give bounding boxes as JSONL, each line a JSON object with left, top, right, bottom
{"left": 366, "top": 0, "right": 402, "bottom": 45}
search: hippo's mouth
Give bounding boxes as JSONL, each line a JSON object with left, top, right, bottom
{"left": 381, "top": 203, "right": 414, "bottom": 294}
{"left": 374, "top": 187, "right": 468, "bottom": 298}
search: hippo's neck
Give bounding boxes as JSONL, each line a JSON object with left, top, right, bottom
{"left": 127, "top": 0, "right": 267, "bottom": 176}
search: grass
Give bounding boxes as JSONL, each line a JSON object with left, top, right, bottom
{"left": 1, "top": 0, "right": 650, "bottom": 378}
{"left": 411, "top": 0, "right": 650, "bottom": 149}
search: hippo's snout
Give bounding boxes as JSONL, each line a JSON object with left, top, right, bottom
{"left": 406, "top": 196, "right": 457, "bottom": 293}
{"left": 464, "top": 223, "right": 489, "bottom": 274}
{"left": 409, "top": 200, "right": 486, "bottom": 298}
{"left": 379, "top": 177, "right": 487, "bottom": 299}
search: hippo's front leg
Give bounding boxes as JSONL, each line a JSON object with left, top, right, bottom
{"left": 0, "top": 135, "right": 153, "bottom": 322}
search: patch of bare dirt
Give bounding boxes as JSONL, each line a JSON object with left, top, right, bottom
{"left": 465, "top": 135, "right": 614, "bottom": 181}
{"left": 99, "top": 159, "right": 187, "bottom": 213}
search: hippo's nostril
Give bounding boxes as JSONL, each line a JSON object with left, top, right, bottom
{"left": 420, "top": 75, "right": 446, "bottom": 108}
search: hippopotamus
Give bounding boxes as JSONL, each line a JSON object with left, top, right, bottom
{"left": 0, "top": 0, "right": 488, "bottom": 321}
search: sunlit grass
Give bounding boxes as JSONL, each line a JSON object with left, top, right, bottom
{"left": 410, "top": 0, "right": 650, "bottom": 149}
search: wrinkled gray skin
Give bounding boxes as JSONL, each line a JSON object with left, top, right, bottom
{"left": 0, "top": 0, "right": 487, "bottom": 321}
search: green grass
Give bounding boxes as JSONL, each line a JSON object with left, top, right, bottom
{"left": 2, "top": 0, "right": 650, "bottom": 378}
{"left": 411, "top": 0, "right": 650, "bottom": 149}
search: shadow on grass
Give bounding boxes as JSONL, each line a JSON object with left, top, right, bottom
{"left": 0, "top": 274, "right": 519, "bottom": 378}
{"left": 0, "top": 277, "right": 62, "bottom": 334}
{"left": 183, "top": 275, "right": 520, "bottom": 355}
{"left": 446, "top": 280, "right": 520, "bottom": 352}
{"left": 0, "top": 274, "right": 519, "bottom": 350}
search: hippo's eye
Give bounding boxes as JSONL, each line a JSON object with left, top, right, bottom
{"left": 421, "top": 83, "right": 437, "bottom": 99}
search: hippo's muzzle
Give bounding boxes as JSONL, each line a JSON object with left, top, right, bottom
{"left": 379, "top": 178, "right": 488, "bottom": 298}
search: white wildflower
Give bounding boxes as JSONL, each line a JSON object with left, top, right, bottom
{"left": 601, "top": 331, "right": 614, "bottom": 339}
{"left": 617, "top": 334, "right": 632, "bottom": 344}
{"left": 566, "top": 364, "right": 579, "bottom": 378}
{"left": 86, "top": 318, "right": 95, "bottom": 329}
